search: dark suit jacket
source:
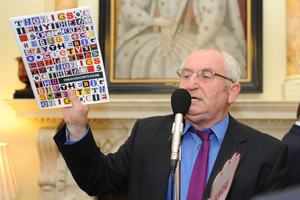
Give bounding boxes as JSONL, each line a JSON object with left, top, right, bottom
{"left": 250, "top": 185, "right": 300, "bottom": 200}
{"left": 282, "top": 124, "right": 300, "bottom": 186}
{"left": 54, "top": 114, "right": 288, "bottom": 200}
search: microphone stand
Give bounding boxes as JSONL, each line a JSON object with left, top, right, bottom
{"left": 170, "top": 113, "right": 184, "bottom": 200}
{"left": 175, "top": 146, "right": 182, "bottom": 200}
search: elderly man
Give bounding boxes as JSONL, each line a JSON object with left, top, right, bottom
{"left": 54, "top": 48, "right": 288, "bottom": 200}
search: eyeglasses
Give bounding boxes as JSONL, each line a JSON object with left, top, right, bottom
{"left": 176, "top": 68, "right": 234, "bottom": 83}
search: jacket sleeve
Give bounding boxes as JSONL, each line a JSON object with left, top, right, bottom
{"left": 259, "top": 142, "right": 289, "bottom": 191}
{"left": 53, "top": 122, "right": 139, "bottom": 196}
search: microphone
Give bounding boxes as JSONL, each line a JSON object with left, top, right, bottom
{"left": 170, "top": 88, "right": 191, "bottom": 173}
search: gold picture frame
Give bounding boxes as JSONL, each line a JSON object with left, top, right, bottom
{"left": 99, "top": 0, "right": 262, "bottom": 93}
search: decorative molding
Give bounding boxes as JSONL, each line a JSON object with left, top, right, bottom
{"left": 37, "top": 128, "right": 59, "bottom": 200}
{"left": 229, "top": 100, "right": 299, "bottom": 119}
{"left": 5, "top": 99, "right": 299, "bottom": 120}
{"left": 30, "top": 118, "right": 63, "bottom": 125}
{"left": 5, "top": 99, "right": 171, "bottom": 119}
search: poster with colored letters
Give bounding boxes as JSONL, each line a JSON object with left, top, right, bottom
{"left": 9, "top": 6, "right": 109, "bottom": 110}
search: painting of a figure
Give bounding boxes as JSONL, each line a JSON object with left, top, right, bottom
{"left": 113, "top": 0, "right": 247, "bottom": 81}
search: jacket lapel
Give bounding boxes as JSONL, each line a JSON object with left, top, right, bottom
{"left": 203, "top": 115, "right": 248, "bottom": 200}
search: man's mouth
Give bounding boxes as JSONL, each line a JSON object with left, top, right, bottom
{"left": 191, "top": 97, "right": 200, "bottom": 102}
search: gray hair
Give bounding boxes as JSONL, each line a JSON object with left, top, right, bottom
{"left": 180, "top": 48, "right": 241, "bottom": 85}
{"left": 220, "top": 51, "right": 241, "bottom": 84}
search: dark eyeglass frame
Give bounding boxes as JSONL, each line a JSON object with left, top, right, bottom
{"left": 176, "top": 68, "right": 234, "bottom": 83}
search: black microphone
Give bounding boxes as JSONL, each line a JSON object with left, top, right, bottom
{"left": 170, "top": 88, "right": 191, "bottom": 173}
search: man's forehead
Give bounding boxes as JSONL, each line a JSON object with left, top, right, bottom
{"left": 192, "top": 48, "right": 221, "bottom": 56}
{"left": 184, "top": 51, "right": 224, "bottom": 69}
{"left": 182, "top": 67, "right": 213, "bottom": 72}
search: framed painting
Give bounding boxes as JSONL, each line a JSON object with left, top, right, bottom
{"left": 98, "top": 0, "right": 262, "bottom": 94}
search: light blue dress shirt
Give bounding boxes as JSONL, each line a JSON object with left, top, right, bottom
{"left": 166, "top": 114, "right": 229, "bottom": 200}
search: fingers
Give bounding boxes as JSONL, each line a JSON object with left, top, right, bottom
{"left": 152, "top": 16, "right": 177, "bottom": 27}
{"left": 66, "top": 89, "right": 90, "bottom": 114}
{"left": 62, "top": 89, "right": 89, "bottom": 140}
{"left": 67, "top": 89, "right": 80, "bottom": 106}
{"left": 161, "top": 16, "right": 177, "bottom": 26}
{"left": 162, "top": 16, "right": 172, "bottom": 20}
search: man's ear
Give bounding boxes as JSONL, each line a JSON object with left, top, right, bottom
{"left": 228, "top": 83, "right": 241, "bottom": 104}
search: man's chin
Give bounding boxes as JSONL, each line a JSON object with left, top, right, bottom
{"left": 185, "top": 111, "right": 206, "bottom": 120}
{"left": 186, "top": 107, "right": 206, "bottom": 115}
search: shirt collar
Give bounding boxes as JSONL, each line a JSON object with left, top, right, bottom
{"left": 295, "top": 121, "right": 300, "bottom": 126}
{"left": 182, "top": 113, "right": 229, "bottom": 145}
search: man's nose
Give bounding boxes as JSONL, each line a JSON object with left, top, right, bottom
{"left": 185, "top": 73, "right": 199, "bottom": 91}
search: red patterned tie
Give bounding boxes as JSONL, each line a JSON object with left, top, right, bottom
{"left": 187, "top": 127, "right": 212, "bottom": 200}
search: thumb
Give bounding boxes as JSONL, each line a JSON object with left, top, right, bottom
{"left": 67, "top": 89, "right": 81, "bottom": 106}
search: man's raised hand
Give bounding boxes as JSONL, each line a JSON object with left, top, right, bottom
{"left": 63, "top": 89, "right": 90, "bottom": 141}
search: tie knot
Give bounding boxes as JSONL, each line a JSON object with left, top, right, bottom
{"left": 189, "top": 127, "right": 212, "bottom": 141}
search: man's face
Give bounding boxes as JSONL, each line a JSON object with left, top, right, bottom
{"left": 179, "top": 50, "right": 231, "bottom": 127}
